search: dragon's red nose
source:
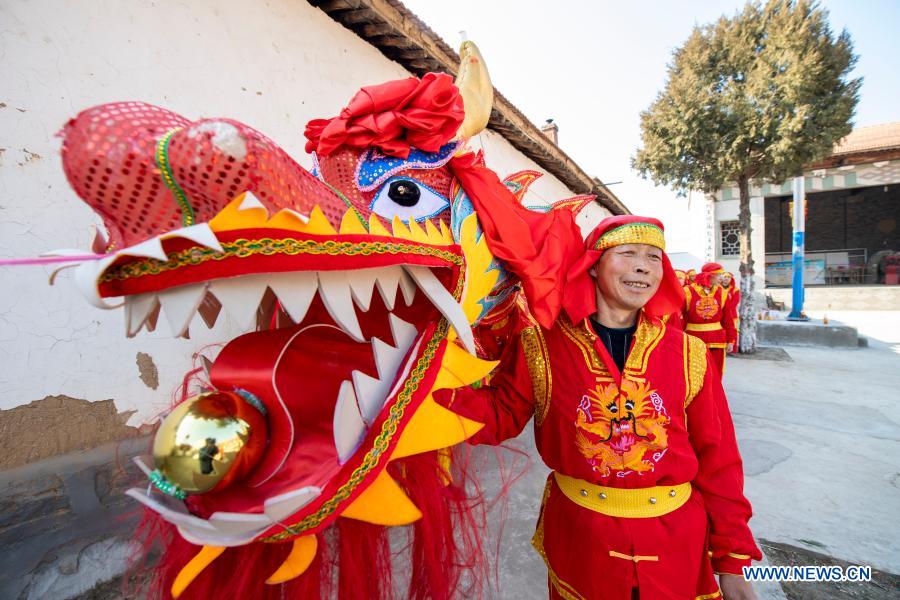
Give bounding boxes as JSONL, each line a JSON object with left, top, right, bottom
{"left": 61, "top": 101, "right": 341, "bottom": 249}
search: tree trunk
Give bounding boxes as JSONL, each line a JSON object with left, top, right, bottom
{"left": 737, "top": 175, "right": 757, "bottom": 353}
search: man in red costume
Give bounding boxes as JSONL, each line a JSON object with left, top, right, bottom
{"left": 721, "top": 271, "right": 741, "bottom": 352}
{"left": 665, "top": 269, "right": 689, "bottom": 331}
{"left": 683, "top": 263, "right": 736, "bottom": 377}
{"left": 437, "top": 216, "right": 760, "bottom": 600}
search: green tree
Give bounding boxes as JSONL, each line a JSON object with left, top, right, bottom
{"left": 633, "top": 0, "right": 860, "bottom": 352}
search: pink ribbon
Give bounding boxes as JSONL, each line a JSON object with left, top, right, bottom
{"left": 0, "top": 254, "right": 106, "bottom": 267}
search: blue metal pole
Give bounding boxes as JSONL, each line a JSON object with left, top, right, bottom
{"left": 787, "top": 176, "right": 808, "bottom": 321}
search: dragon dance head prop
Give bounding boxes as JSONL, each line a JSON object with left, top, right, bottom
{"left": 51, "top": 41, "right": 570, "bottom": 598}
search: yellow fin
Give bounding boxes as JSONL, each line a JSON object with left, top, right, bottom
{"left": 391, "top": 216, "right": 413, "bottom": 240}
{"left": 391, "top": 395, "right": 484, "bottom": 460}
{"left": 407, "top": 218, "right": 430, "bottom": 243}
{"left": 342, "top": 470, "right": 422, "bottom": 525}
{"left": 267, "top": 209, "right": 311, "bottom": 231}
{"left": 266, "top": 536, "right": 318, "bottom": 585}
{"left": 339, "top": 208, "right": 369, "bottom": 234}
{"left": 458, "top": 213, "right": 500, "bottom": 323}
{"left": 433, "top": 341, "right": 498, "bottom": 390}
{"left": 209, "top": 194, "right": 269, "bottom": 232}
{"left": 171, "top": 545, "right": 226, "bottom": 599}
{"left": 439, "top": 221, "right": 454, "bottom": 245}
{"left": 305, "top": 205, "right": 337, "bottom": 235}
{"left": 368, "top": 214, "right": 391, "bottom": 237}
{"left": 424, "top": 219, "right": 445, "bottom": 245}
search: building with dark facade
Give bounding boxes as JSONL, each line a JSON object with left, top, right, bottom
{"left": 710, "top": 122, "right": 900, "bottom": 291}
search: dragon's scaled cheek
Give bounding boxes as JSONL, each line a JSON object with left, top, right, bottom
{"left": 369, "top": 176, "right": 450, "bottom": 223}
{"left": 152, "top": 390, "right": 268, "bottom": 496}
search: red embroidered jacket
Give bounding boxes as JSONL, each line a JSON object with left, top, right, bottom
{"left": 447, "top": 305, "right": 760, "bottom": 576}
{"left": 725, "top": 285, "right": 741, "bottom": 335}
{"left": 683, "top": 283, "right": 737, "bottom": 348}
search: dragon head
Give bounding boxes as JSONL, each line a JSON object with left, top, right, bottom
{"left": 56, "top": 42, "right": 536, "bottom": 594}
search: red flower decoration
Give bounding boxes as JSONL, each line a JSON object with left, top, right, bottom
{"left": 305, "top": 73, "right": 464, "bottom": 159}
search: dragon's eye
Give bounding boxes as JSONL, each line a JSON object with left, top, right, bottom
{"left": 388, "top": 180, "right": 420, "bottom": 206}
{"left": 624, "top": 400, "right": 634, "bottom": 411}
{"left": 370, "top": 177, "right": 449, "bottom": 222}
{"left": 606, "top": 402, "right": 618, "bottom": 414}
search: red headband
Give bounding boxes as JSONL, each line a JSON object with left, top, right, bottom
{"left": 563, "top": 216, "right": 684, "bottom": 324}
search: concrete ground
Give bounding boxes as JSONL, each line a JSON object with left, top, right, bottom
{"left": 477, "top": 311, "right": 900, "bottom": 599}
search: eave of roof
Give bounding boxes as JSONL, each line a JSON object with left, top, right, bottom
{"left": 307, "top": 0, "right": 629, "bottom": 215}
{"left": 808, "top": 122, "right": 900, "bottom": 169}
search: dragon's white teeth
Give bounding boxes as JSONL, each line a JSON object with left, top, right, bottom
{"left": 123, "top": 237, "right": 169, "bottom": 261}
{"left": 125, "top": 292, "right": 159, "bottom": 337}
{"left": 268, "top": 272, "right": 318, "bottom": 323}
{"left": 128, "top": 486, "right": 269, "bottom": 547}
{"left": 166, "top": 224, "right": 224, "bottom": 253}
{"left": 145, "top": 303, "right": 161, "bottom": 332}
{"left": 351, "top": 369, "right": 390, "bottom": 426}
{"left": 118, "top": 263, "right": 465, "bottom": 348}
{"left": 125, "top": 488, "right": 213, "bottom": 531}
{"left": 348, "top": 268, "right": 380, "bottom": 312}
{"left": 388, "top": 313, "right": 418, "bottom": 351}
{"left": 333, "top": 379, "right": 367, "bottom": 464}
{"left": 374, "top": 267, "right": 402, "bottom": 310}
{"left": 263, "top": 486, "right": 321, "bottom": 523}
{"left": 131, "top": 457, "right": 321, "bottom": 545}
{"left": 403, "top": 266, "right": 476, "bottom": 354}
{"left": 159, "top": 283, "right": 208, "bottom": 337}
{"left": 209, "top": 275, "right": 271, "bottom": 330}
{"left": 317, "top": 271, "right": 364, "bottom": 342}
{"left": 398, "top": 269, "right": 417, "bottom": 305}
{"left": 371, "top": 336, "right": 406, "bottom": 381}
{"left": 199, "top": 353, "right": 214, "bottom": 377}
{"left": 205, "top": 512, "right": 272, "bottom": 536}
{"left": 237, "top": 191, "right": 266, "bottom": 211}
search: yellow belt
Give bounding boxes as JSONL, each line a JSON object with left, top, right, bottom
{"left": 686, "top": 322, "right": 722, "bottom": 332}
{"left": 554, "top": 472, "right": 691, "bottom": 518}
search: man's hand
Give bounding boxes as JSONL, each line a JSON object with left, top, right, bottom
{"left": 726, "top": 343, "right": 735, "bottom": 353}
{"left": 719, "top": 573, "right": 757, "bottom": 600}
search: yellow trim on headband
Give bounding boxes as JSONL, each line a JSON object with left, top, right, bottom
{"left": 594, "top": 223, "right": 665, "bottom": 251}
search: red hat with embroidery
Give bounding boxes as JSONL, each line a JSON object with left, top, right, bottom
{"left": 562, "top": 215, "right": 684, "bottom": 324}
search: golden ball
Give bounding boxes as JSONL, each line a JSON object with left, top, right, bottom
{"left": 153, "top": 390, "right": 268, "bottom": 495}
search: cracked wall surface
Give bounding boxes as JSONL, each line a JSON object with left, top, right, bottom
{"left": 0, "top": 396, "right": 146, "bottom": 470}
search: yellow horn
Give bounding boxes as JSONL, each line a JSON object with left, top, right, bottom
{"left": 454, "top": 41, "right": 493, "bottom": 140}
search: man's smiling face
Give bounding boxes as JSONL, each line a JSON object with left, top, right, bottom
{"left": 593, "top": 243, "right": 663, "bottom": 313}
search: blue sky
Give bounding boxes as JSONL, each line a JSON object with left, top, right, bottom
{"left": 402, "top": 0, "right": 900, "bottom": 254}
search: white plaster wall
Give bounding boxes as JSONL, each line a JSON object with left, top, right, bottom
{"left": 0, "top": 0, "right": 582, "bottom": 423}
{"left": 714, "top": 197, "right": 766, "bottom": 291}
